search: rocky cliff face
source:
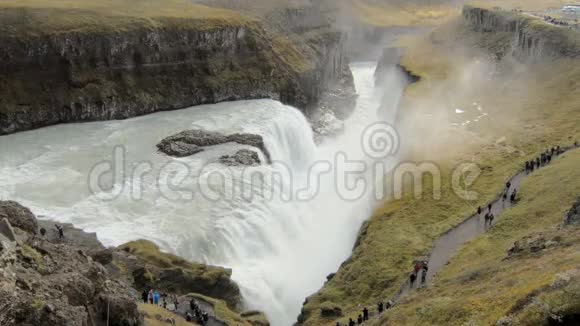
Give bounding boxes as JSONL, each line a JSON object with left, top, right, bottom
{"left": 0, "top": 201, "right": 253, "bottom": 325}
{"left": 0, "top": 6, "right": 354, "bottom": 135}
{"left": 462, "top": 6, "right": 580, "bottom": 60}
{"left": 0, "top": 201, "right": 141, "bottom": 326}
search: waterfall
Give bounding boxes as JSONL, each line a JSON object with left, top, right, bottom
{"left": 0, "top": 62, "right": 408, "bottom": 326}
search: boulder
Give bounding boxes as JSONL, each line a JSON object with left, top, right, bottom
{"left": 320, "top": 304, "right": 343, "bottom": 318}
{"left": 0, "top": 218, "right": 17, "bottom": 242}
{"left": 96, "top": 292, "right": 141, "bottom": 326}
{"left": 157, "top": 140, "right": 203, "bottom": 157}
{"left": 0, "top": 201, "right": 38, "bottom": 235}
{"left": 91, "top": 248, "right": 114, "bottom": 266}
{"left": 219, "top": 149, "right": 261, "bottom": 166}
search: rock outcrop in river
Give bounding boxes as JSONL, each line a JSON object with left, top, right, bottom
{"left": 220, "top": 149, "right": 262, "bottom": 166}
{"left": 157, "top": 129, "right": 271, "bottom": 163}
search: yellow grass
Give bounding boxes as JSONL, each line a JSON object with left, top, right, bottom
{"left": 351, "top": 0, "right": 460, "bottom": 27}
{"left": 0, "top": 0, "right": 251, "bottom": 36}
{"left": 300, "top": 7, "right": 580, "bottom": 325}
{"left": 376, "top": 149, "right": 580, "bottom": 325}
{"left": 139, "top": 303, "right": 193, "bottom": 326}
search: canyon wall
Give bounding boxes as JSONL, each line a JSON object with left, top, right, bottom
{"left": 462, "top": 5, "right": 580, "bottom": 60}
{"left": 0, "top": 6, "right": 353, "bottom": 135}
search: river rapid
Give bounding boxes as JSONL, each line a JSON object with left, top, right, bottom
{"left": 0, "top": 62, "right": 407, "bottom": 325}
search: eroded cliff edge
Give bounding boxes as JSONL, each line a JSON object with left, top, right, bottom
{"left": 0, "top": 3, "right": 354, "bottom": 135}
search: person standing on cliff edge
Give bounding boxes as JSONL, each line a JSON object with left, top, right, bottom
{"left": 54, "top": 224, "right": 64, "bottom": 239}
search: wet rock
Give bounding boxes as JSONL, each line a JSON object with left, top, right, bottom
{"left": 312, "top": 110, "right": 345, "bottom": 139}
{"left": 157, "top": 141, "right": 204, "bottom": 158}
{"left": 219, "top": 149, "right": 261, "bottom": 166}
{"left": 157, "top": 129, "right": 271, "bottom": 163}
{"left": 0, "top": 201, "right": 38, "bottom": 235}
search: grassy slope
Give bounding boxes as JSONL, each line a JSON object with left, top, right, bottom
{"left": 0, "top": 0, "right": 250, "bottom": 36}
{"left": 375, "top": 149, "right": 580, "bottom": 325}
{"left": 117, "top": 240, "right": 233, "bottom": 281}
{"left": 139, "top": 293, "right": 264, "bottom": 326}
{"left": 350, "top": 0, "right": 460, "bottom": 27}
{"left": 300, "top": 8, "right": 580, "bottom": 326}
{"left": 139, "top": 303, "right": 194, "bottom": 326}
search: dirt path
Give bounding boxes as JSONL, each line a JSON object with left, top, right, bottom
{"left": 334, "top": 145, "right": 580, "bottom": 325}
{"left": 387, "top": 144, "right": 580, "bottom": 302}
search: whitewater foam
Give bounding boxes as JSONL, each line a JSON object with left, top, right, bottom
{"left": 0, "top": 62, "right": 408, "bottom": 325}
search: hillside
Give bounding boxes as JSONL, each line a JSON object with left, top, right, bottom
{"left": 349, "top": 0, "right": 461, "bottom": 27}
{"left": 298, "top": 4, "right": 580, "bottom": 325}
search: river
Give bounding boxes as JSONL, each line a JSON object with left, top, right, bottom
{"left": 0, "top": 62, "right": 407, "bottom": 325}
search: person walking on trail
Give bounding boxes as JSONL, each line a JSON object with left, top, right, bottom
{"left": 410, "top": 273, "right": 417, "bottom": 288}
{"left": 141, "top": 290, "right": 148, "bottom": 303}
{"left": 40, "top": 227, "right": 47, "bottom": 238}
{"left": 55, "top": 224, "right": 64, "bottom": 239}
{"left": 357, "top": 314, "right": 363, "bottom": 324}
{"left": 363, "top": 307, "right": 369, "bottom": 321}
{"left": 414, "top": 262, "right": 422, "bottom": 274}
{"left": 477, "top": 206, "right": 482, "bottom": 215}
{"left": 510, "top": 190, "right": 518, "bottom": 203}
{"left": 489, "top": 213, "right": 495, "bottom": 225}
{"left": 153, "top": 290, "right": 160, "bottom": 305}
{"left": 148, "top": 289, "right": 154, "bottom": 304}
{"left": 488, "top": 204, "right": 493, "bottom": 212}
{"left": 421, "top": 261, "right": 429, "bottom": 284}
{"left": 525, "top": 161, "right": 529, "bottom": 173}
{"left": 378, "top": 302, "right": 384, "bottom": 314}
{"left": 386, "top": 300, "right": 393, "bottom": 310}
{"left": 349, "top": 318, "right": 355, "bottom": 326}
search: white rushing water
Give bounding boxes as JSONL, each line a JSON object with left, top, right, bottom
{"left": 0, "top": 62, "right": 407, "bottom": 325}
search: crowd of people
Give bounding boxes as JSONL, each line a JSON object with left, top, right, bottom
{"left": 542, "top": 15, "right": 576, "bottom": 27}
{"left": 334, "top": 260, "right": 428, "bottom": 326}
{"left": 525, "top": 146, "right": 562, "bottom": 173}
{"left": 185, "top": 298, "right": 210, "bottom": 325}
{"left": 140, "top": 290, "right": 210, "bottom": 324}
{"left": 335, "top": 300, "right": 394, "bottom": 326}
{"left": 333, "top": 141, "right": 580, "bottom": 325}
